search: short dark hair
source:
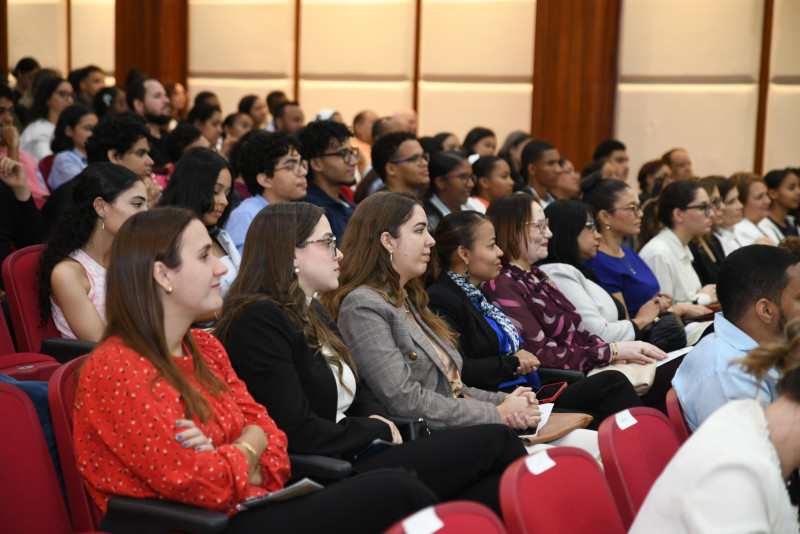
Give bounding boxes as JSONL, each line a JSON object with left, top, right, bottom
{"left": 371, "top": 132, "right": 417, "bottom": 180}
{"left": 274, "top": 101, "right": 300, "bottom": 120}
{"left": 159, "top": 147, "right": 232, "bottom": 227}
{"left": 13, "top": 57, "right": 40, "bottom": 78}
{"left": 165, "top": 122, "right": 203, "bottom": 163}
{"left": 238, "top": 131, "right": 300, "bottom": 196}
{"left": 419, "top": 136, "right": 444, "bottom": 157}
{"left": 126, "top": 76, "right": 157, "bottom": 109}
{"left": 79, "top": 65, "right": 104, "bottom": 82}
{"left": 764, "top": 168, "right": 799, "bottom": 191}
{"left": 520, "top": 140, "right": 555, "bottom": 179}
{"left": 593, "top": 139, "right": 626, "bottom": 161}
{"left": 0, "top": 84, "right": 15, "bottom": 101}
{"left": 718, "top": 245, "right": 799, "bottom": 324}
{"left": 193, "top": 91, "right": 217, "bottom": 108}
{"left": 581, "top": 175, "right": 629, "bottom": 215}
{"left": 426, "top": 150, "right": 466, "bottom": 198}
{"left": 582, "top": 159, "right": 605, "bottom": 178}
{"left": 541, "top": 199, "right": 595, "bottom": 267}
{"left": 371, "top": 117, "right": 394, "bottom": 141}
{"left": 657, "top": 180, "right": 702, "bottom": 228}
{"left": 266, "top": 91, "right": 286, "bottom": 112}
{"left": 51, "top": 103, "right": 96, "bottom": 153}
{"left": 187, "top": 102, "right": 221, "bottom": 125}
{"left": 432, "top": 210, "right": 489, "bottom": 272}
{"left": 86, "top": 112, "right": 150, "bottom": 163}
{"left": 297, "top": 120, "right": 353, "bottom": 180}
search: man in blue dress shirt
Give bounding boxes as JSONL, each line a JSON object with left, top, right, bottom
{"left": 297, "top": 120, "right": 357, "bottom": 241}
{"left": 673, "top": 245, "right": 800, "bottom": 430}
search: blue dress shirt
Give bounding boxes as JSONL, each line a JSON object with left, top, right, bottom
{"left": 223, "top": 194, "right": 269, "bottom": 255}
{"left": 302, "top": 181, "right": 355, "bottom": 241}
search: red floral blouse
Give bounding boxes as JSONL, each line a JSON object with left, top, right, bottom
{"left": 74, "top": 329, "right": 291, "bottom": 516}
{"left": 482, "top": 263, "right": 611, "bottom": 372}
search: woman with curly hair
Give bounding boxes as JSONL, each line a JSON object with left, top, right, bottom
{"left": 39, "top": 163, "right": 147, "bottom": 340}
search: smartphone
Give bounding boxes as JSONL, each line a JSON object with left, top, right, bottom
{"left": 535, "top": 381, "right": 568, "bottom": 403}
{"left": 352, "top": 439, "right": 395, "bottom": 462}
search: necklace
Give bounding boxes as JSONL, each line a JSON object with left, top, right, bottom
{"left": 619, "top": 253, "right": 637, "bottom": 275}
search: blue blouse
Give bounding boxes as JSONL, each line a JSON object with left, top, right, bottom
{"left": 583, "top": 246, "right": 660, "bottom": 315}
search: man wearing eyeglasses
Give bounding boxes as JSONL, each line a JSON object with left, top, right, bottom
{"left": 371, "top": 132, "right": 430, "bottom": 196}
{"left": 298, "top": 120, "right": 357, "bottom": 240}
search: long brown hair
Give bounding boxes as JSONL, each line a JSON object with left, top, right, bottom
{"left": 105, "top": 207, "right": 229, "bottom": 422}
{"left": 322, "top": 191, "right": 457, "bottom": 347}
{"left": 486, "top": 194, "right": 536, "bottom": 264}
{"left": 214, "top": 202, "right": 358, "bottom": 387}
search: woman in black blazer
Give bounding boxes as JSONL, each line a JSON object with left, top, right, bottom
{"left": 426, "top": 210, "right": 644, "bottom": 427}
{"left": 215, "top": 202, "right": 527, "bottom": 514}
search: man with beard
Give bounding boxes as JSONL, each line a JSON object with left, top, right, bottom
{"left": 127, "top": 77, "right": 171, "bottom": 167}
{"left": 673, "top": 245, "right": 800, "bottom": 430}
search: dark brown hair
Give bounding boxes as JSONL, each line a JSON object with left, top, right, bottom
{"left": 485, "top": 194, "right": 537, "bottom": 264}
{"left": 214, "top": 202, "right": 358, "bottom": 388}
{"left": 105, "top": 207, "right": 229, "bottom": 422}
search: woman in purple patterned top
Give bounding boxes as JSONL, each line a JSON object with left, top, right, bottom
{"left": 482, "top": 194, "right": 666, "bottom": 372}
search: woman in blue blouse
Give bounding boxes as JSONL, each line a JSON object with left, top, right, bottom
{"left": 581, "top": 176, "right": 711, "bottom": 319}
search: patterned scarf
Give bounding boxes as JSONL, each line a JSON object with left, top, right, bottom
{"left": 447, "top": 270, "right": 521, "bottom": 355}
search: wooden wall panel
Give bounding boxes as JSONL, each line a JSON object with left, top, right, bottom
{"left": 115, "top": 0, "right": 187, "bottom": 86}
{"left": 531, "top": 0, "right": 620, "bottom": 170}
{"left": 1, "top": 0, "right": 7, "bottom": 79}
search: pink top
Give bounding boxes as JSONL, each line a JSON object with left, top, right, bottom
{"left": 0, "top": 146, "right": 49, "bottom": 208}
{"left": 50, "top": 249, "right": 107, "bottom": 339}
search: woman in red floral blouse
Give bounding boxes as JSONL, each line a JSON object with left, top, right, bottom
{"left": 73, "top": 206, "right": 436, "bottom": 533}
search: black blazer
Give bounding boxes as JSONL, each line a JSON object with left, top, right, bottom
{"left": 223, "top": 299, "right": 392, "bottom": 459}
{"left": 426, "top": 273, "right": 520, "bottom": 389}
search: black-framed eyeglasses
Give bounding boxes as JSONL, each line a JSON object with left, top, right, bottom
{"left": 525, "top": 218, "right": 549, "bottom": 233}
{"left": 607, "top": 202, "right": 642, "bottom": 215}
{"left": 319, "top": 147, "right": 360, "bottom": 164}
{"left": 391, "top": 152, "right": 430, "bottom": 165}
{"left": 274, "top": 159, "right": 309, "bottom": 176}
{"left": 444, "top": 172, "right": 476, "bottom": 184}
{"left": 297, "top": 236, "right": 337, "bottom": 257}
{"left": 683, "top": 203, "right": 714, "bottom": 216}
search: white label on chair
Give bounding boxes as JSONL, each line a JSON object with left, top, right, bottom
{"left": 616, "top": 409, "right": 638, "bottom": 430}
{"left": 525, "top": 450, "right": 556, "bottom": 475}
{"left": 402, "top": 506, "right": 445, "bottom": 534}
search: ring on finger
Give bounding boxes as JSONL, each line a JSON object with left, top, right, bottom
{"left": 641, "top": 347, "right": 646, "bottom": 354}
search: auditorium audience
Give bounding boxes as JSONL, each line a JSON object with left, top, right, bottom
{"left": 711, "top": 175, "right": 744, "bottom": 256}
{"left": 74, "top": 65, "right": 106, "bottom": 105}
{"left": 673, "top": 245, "right": 800, "bottom": 431}
{"left": 165, "top": 81, "right": 188, "bottom": 127}
{"left": 188, "top": 102, "right": 223, "bottom": 148}
{"left": 159, "top": 148, "right": 238, "bottom": 296}
{"left": 298, "top": 120, "right": 357, "bottom": 239}
{"left": 593, "top": 139, "right": 630, "bottom": 181}
{"left": 39, "top": 163, "right": 147, "bottom": 341}
{"left": 731, "top": 172, "right": 775, "bottom": 247}
{"left": 370, "top": 132, "right": 429, "bottom": 195}
{"left": 219, "top": 112, "right": 253, "bottom": 161}
{"left": 688, "top": 178, "right": 726, "bottom": 285}
{"left": 497, "top": 131, "right": 531, "bottom": 191}
{"left": 92, "top": 86, "right": 128, "bottom": 117}
{"left": 422, "top": 150, "right": 474, "bottom": 233}
{"left": 238, "top": 94, "right": 268, "bottom": 130}
{"left": 760, "top": 168, "right": 800, "bottom": 242}
{"left": 469, "top": 155, "right": 514, "bottom": 212}
{"left": 274, "top": 101, "right": 305, "bottom": 136}
{"left": 662, "top": 147, "right": 693, "bottom": 182}
{"left": 518, "top": 140, "right": 561, "bottom": 208}
{"left": 392, "top": 109, "right": 418, "bottom": 135}
{"left": 127, "top": 77, "right": 171, "bottom": 167}
{"left": 0, "top": 84, "right": 49, "bottom": 206}
{"left": 631, "top": 317, "right": 800, "bottom": 533}
{"left": 265, "top": 90, "right": 287, "bottom": 132}
{"left": 20, "top": 76, "right": 74, "bottom": 162}
{"left": 434, "top": 132, "right": 461, "bottom": 153}
{"left": 165, "top": 122, "right": 210, "bottom": 165}
{"left": 11, "top": 57, "right": 40, "bottom": 104}
{"left": 46, "top": 104, "right": 97, "bottom": 190}
{"left": 223, "top": 131, "right": 308, "bottom": 254}
{"left": 73, "top": 206, "right": 438, "bottom": 533}
{"left": 637, "top": 159, "right": 671, "bottom": 204}
{"left": 351, "top": 110, "right": 378, "bottom": 176}
{"left": 551, "top": 157, "right": 580, "bottom": 200}
{"left": 462, "top": 127, "right": 496, "bottom": 157}
{"left": 216, "top": 202, "right": 527, "bottom": 514}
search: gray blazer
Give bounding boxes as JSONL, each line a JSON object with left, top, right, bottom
{"left": 338, "top": 285, "right": 505, "bottom": 428}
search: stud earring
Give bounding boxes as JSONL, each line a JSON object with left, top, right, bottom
{"left": 294, "top": 267, "right": 300, "bottom": 274}
{"left": 166, "top": 286, "right": 173, "bottom": 295}
{"left": 604, "top": 223, "right": 611, "bottom": 230}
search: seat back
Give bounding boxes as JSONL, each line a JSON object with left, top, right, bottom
{"left": 598, "top": 407, "right": 681, "bottom": 529}
{"left": 385, "top": 501, "right": 507, "bottom": 534}
{"left": 0, "top": 382, "right": 74, "bottom": 534}
{"left": 49, "top": 356, "right": 104, "bottom": 532}
{"left": 2, "top": 245, "right": 61, "bottom": 353}
{"left": 39, "top": 153, "right": 56, "bottom": 180}
{"left": 0, "top": 313, "right": 61, "bottom": 380}
{"left": 666, "top": 387, "right": 691, "bottom": 443}
{"left": 499, "top": 447, "right": 625, "bottom": 534}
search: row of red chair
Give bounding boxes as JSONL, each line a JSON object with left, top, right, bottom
{"left": 387, "top": 405, "right": 691, "bottom": 534}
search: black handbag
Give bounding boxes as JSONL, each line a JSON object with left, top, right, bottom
{"left": 641, "top": 312, "right": 686, "bottom": 352}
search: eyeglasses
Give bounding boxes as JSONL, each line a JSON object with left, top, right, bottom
{"left": 56, "top": 90, "right": 76, "bottom": 100}
{"left": 444, "top": 172, "right": 477, "bottom": 184}
{"left": 584, "top": 220, "right": 597, "bottom": 231}
{"left": 274, "top": 158, "right": 309, "bottom": 176}
{"left": 607, "top": 202, "right": 642, "bottom": 215}
{"left": 683, "top": 203, "right": 714, "bottom": 216}
{"left": 525, "top": 218, "right": 550, "bottom": 233}
{"left": 296, "top": 236, "right": 338, "bottom": 257}
{"left": 391, "top": 152, "right": 430, "bottom": 165}
{"left": 709, "top": 198, "right": 723, "bottom": 209}
{"left": 319, "top": 147, "right": 360, "bottom": 164}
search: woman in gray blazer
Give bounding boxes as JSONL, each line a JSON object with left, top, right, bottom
{"left": 325, "top": 191, "right": 543, "bottom": 431}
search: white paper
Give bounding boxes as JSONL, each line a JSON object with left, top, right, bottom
{"left": 236, "top": 478, "right": 324, "bottom": 511}
{"left": 517, "top": 402, "right": 555, "bottom": 439}
{"left": 525, "top": 449, "right": 556, "bottom": 475}
{"left": 615, "top": 409, "right": 638, "bottom": 430}
{"left": 657, "top": 346, "right": 693, "bottom": 367}
{"left": 402, "top": 506, "right": 445, "bottom": 534}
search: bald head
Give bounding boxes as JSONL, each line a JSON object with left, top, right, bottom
{"left": 392, "top": 108, "right": 418, "bottom": 136}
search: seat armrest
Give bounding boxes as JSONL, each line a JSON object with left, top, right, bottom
{"left": 40, "top": 338, "right": 97, "bottom": 363}
{"left": 289, "top": 453, "right": 352, "bottom": 482}
{"left": 389, "top": 416, "right": 447, "bottom": 439}
{"left": 99, "top": 497, "right": 228, "bottom": 534}
{"left": 538, "top": 368, "right": 585, "bottom": 385}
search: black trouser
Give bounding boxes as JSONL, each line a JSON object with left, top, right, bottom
{"left": 640, "top": 356, "right": 685, "bottom": 415}
{"left": 553, "top": 370, "right": 643, "bottom": 430}
{"left": 353, "top": 424, "right": 527, "bottom": 515}
{"left": 226, "top": 469, "right": 438, "bottom": 534}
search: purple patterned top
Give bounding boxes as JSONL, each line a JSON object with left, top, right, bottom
{"left": 481, "top": 263, "right": 611, "bottom": 372}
